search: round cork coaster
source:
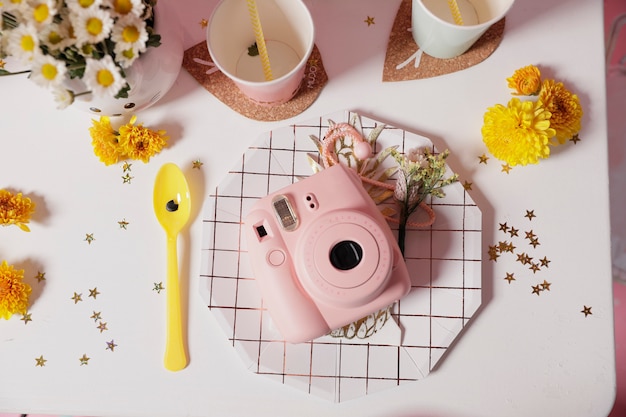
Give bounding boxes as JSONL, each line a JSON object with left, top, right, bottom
{"left": 183, "top": 41, "right": 328, "bottom": 121}
{"left": 383, "top": 0, "right": 505, "bottom": 81}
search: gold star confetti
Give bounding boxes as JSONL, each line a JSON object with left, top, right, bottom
{"left": 21, "top": 312, "right": 32, "bottom": 324}
{"left": 122, "top": 173, "right": 133, "bottom": 184}
{"left": 540, "top": 256, "right": 551, "bottom": 268}
{"left": 499, "top": 222, "right": 509, "bottom": 232}
{"left": 525, "top": 230, "right": 536, "bottom": 240}
{"left": 118, "top": 218, "right": 129, "bottom": 229}
{"left": 504, "top": 272, "right": 515, "bottom": 283}
{"left": 570, "top": 134, "right": 581, "bottom": 144}
{"left": 192, "top": 160, "right": 203, "bottom": 169}
{"left": 525, "top": 210, "right": 536, "bottom": 220}
{"left": 199, "top": 18, "right": 208, "bottom": 28}
{"left": 478, "top": 154, "right": 489, "bottom": 164}
{"left": 71, "top": 292, "right": 83, "bottom": 304}
{"left": 509, "top": 227, "right": 519, "bottom": 237}
{"left": 531, "top": 285, "right": 542, "bottom": 295}
{"left": 35, "top": 271, "right": 46, "bottom": 282}
{"left": 79, "top": 354, "right": 90, "bottom": 366}
{"left": 89, "top": 287, "right": 100, "bottom": 299}
{"left": 97, "top": 321, "right": 108, "bottom": 333}
{"left": 91, "top": 311, "right": 102, "bottom": 322}
{"left": 106, "top": 340, "right": 118, "bottom": 351}
{"left": 85, "top": 233, "right": 95, "bottom": 244}
{"left": 462, "top": 180, "right": 473, "bottom": 191}
{"left": 529, "top": 262, "right": 541, "bottom": 273}
{"left": 364, "top": 16, "right": 375, "bottom": 26}
{"left": 308, "top": 56, "right": 319, "bottom": 66}
{"left": 529, "top": 237, "right": 540, "bottom": 248}
{"left": 153, "top": 282, "right": 164, "bottom": 293}
{"left": 501, "top": 163, "right": 512, "bottom": 173}
{"left": 122, "top": 162, "right": 132, "bottom": 172}
{"left": 35, "top": 355, "right": 47, "bottom": 367}
{"left": 581, "top": 305, "right": 592, "bottom": 317}
{"left": 541, "top": 280, "right": 551, "bottom": 291}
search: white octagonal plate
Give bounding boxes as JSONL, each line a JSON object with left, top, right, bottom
{"left": 198, "top": 110, "right": 482, "bottom": 402}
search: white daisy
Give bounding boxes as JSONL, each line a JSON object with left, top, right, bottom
{"left": 113, "top": 42, "right": 139, "bottom": 68}
{"left": 39, "top": 22, "right": 73, "bottom": 51}
{"left": 51, "top": 86, "right": 75, "bottom": 109}
{"left": 83, "top": 55, "right": 125, "bottom": 97}
{"left": 6, "top": 23, "right": 39, "bottom": 63}
{"left": 71, "top": 7, "right": 114, "bottom": 46}
{"left": 111, "top": 14, "right": 147, "bottom": 53}
{"left": 30, "top": 53, "right": 67, "bottom": 88}
{"left": 106, "top": 0, "right": 145, "bottom": 19}
{"left": 65, "top": 0, "right": 103, "bottom": 14}
{"left": 26, "top": 0, "right": 57, "bottom": 28}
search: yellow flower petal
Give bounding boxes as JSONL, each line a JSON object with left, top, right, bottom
{"left": 0, "top": 260, "right": 31, "bottom": 319}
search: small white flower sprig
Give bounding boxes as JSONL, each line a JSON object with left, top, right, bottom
{"left": 309, "top": 117, "right": 458, "bottom": 256}
{"left": 0, "top": 0, "right": 161, "bottom": 109}
{"left": 385, "top": 147, "right": 458, "bottom": 255}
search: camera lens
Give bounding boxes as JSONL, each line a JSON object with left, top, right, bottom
{"left": 329, "top": 240, "right": 363, "bottom": 271}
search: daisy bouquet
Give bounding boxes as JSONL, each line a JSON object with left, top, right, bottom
{"left": 0, "top": 0, "right": 161, "bottom": 108}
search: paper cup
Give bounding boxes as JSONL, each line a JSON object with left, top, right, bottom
{"left": 411, "top": 0, "right": 515, "bottom": 59}
{"left": 206, "top": 0, "right": 315, "bottom": 106}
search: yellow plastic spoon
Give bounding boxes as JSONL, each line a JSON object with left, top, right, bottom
{"left": 153, "top": 162, "right": 191, "bottom": 371}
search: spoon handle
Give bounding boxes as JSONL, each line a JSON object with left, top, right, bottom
{"left": 164, "top": 234, "right": 188, "bottom": 371}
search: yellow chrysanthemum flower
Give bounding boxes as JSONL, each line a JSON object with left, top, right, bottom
{"left": 507, "top": 65, "right": 542, "bottom": 96}
{"left": 538, "top": 79, "right": 583, "bottom": 145}
{"left": 117, "top": 115, "right": 168, "bottom": 163}
{"left": 89, "top": 116, "right": 124, "bottom": 165}
{"left": 482, "top": 98, "right": 556, "bottom": 166}
{"left": 0, "top": 260, "right": 31, "bottom": 319}
{"left": 0, "top": 189, "right": 36, "bottom": 232}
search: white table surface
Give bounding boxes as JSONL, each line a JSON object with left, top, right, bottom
{"left": 0, "top": 0, "right": 616, "bottom": 416}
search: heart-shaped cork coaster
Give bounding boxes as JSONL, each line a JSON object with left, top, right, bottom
{"left": 383, "top": 0, "right": 505, "bottom": 81}
{"left": 183, "top": 41, "right": 328, "bottom": 121}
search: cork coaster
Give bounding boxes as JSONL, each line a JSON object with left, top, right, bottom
{"left": 183, "top": 41, "right": 328, "bottom": 121}
{"left": 383, "top": 0, "right": 505, "bottom": 81}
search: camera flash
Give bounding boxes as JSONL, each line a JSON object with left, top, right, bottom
{"left": 272, "top": 195, "right": 298, "bottom": 231}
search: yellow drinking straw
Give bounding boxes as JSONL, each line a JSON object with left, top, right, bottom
{"left": 246, "top": 0, "right": 273, "bottom": 81}
{"left": 447, "top": 0, "right": 464, "bottom": 25}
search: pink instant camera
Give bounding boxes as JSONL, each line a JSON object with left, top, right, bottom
{"left": 244, "top": 163, "right": 411, "bottom": 343}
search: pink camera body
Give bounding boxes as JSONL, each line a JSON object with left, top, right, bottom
{"left": 244, "top": 164, "right": 411, "bottom": 343}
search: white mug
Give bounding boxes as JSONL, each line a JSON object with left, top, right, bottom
{"left": 411, "top": 0, "right": 515, "bottom": 59}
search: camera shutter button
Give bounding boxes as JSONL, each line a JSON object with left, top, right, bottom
{"left": 267, "top": 249, "right": 286, "bottom": 266}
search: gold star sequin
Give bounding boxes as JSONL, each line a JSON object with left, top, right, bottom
{"left": 79, "top": 354, "right": 90, "bottom": 366}
{"left": 91, "top": 311, "right": 102, "bottom": 322}
{"left": 118, "top": 218, "right": 129, "bottom": 229}
{"left": 153, "top": 282, "right": 164, "bottom": 293}
{"left": 529, "top": 237, "right": 540, "bottom": 248}
{"left": 192, "top": 160, "right": 203, "bottom": 169}
{"left": 529, "top": 262, "right": 541, "bottom": 273}
{"left": 106, "top": 340, "right": 117, "bottom": 351}
{"left": 97, "top": 321, "right": 108, "bottom": 333}
{"left": 509, "top": 227, "right": 519, "bottom": 237}
{"left": 35, "top": 355, "right": 47, "bottom": 367}
{"left": 71, "top": 292, "right": 83, "bottom": 304}
{"left": 85, "top": 233, "right": 95, "bottom": 244}
{"left": 122, "top": 162, "right": 132, "bottom": 172}
{"left": 122, "top": 173, "right": 133, "bottom": 184}
{"left": 504, "top": 272, "right": 515, "bottom": 283}
{"left": 525, "top": 230, "right": 536, "bottom": 240}
{"left": 462, "top": 180, "right": 473, "bottom": 191}
{"left": 478, "top": 154, "right": 489, "bottom": 164}
{"left": 199, "top": 18, "right": 208, "bottom": 28}
{"left": 89, "top": 287, "right": 100, "bottom": 299}
{"left": 581, "top": 305, "right": 592, "bottom": 317}
{"left": 501, "top": 164, "right": 512, "bottom": 173}
{"left": 540, "top": 256, "right": 551, "bottom": 268}
{"left": 570, "top": 134, "right": 581, "bottom": 144}
{"left": 364, "top": 16, "right": 375, "bottom": 26}
{"left": 532, "top": 285, "right": 542, "bottom": 295}
{"left": 525, "top": 210, "right": 536, "bottom": 220}
{"left": 21, "top": 312, "right": 32, "bottom": 324}
{"left": 499, "top": 222, "right": 509, "bottom": 232}
{"left": 35, "top": 271, "right": 46, "bottom": 282}
{"left": 541, "top": 280, "right": 551, "bottom": 291}
{"left": 487, "top": 245, "right": 499, "bottom": 261}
